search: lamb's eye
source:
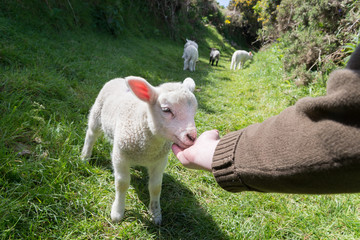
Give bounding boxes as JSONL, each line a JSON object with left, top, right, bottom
{"left": 161, "top": 107, "right": 172, "bottom": 114}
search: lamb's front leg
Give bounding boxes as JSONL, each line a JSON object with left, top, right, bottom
{"left": 111, "top": 158, "right": 130, "bottom": 223}
{"left": 148, "top": 160, "right": 167, "bottom": 225}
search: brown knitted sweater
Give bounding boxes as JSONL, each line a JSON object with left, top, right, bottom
{"left": 212, "top": 45, "right": 360, "bottom": 194}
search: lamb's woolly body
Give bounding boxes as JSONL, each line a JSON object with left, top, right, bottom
{"left": 81, "top": 76, "right": 197, "bottom": 225}
{"left": 210, "top": 50, "right": 220, "bottom": 60}
{"left": 182, "top": 40, "right": 199, "bottom": 72}
{"left": 209, "top": 48, "right": 220, "bottom": 66}
{"left": 230, "top": 50, "right": 253, "bottom": 70}
{"left": 95, "top": 79, "right": 170, "bottom": 164}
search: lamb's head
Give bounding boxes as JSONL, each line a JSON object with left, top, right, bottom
{"left": 126, "top": 76, "right": 198, "bottom": 149}
{"left": 210, "top": 48, "right": 220, "bottom": 57}
{"left": 184, "top": 39, "right": 198, "bottom": 49}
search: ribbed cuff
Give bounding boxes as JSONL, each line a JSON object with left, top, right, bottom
{"left": 212, "top": 130, "right": 248, "bottom": 192}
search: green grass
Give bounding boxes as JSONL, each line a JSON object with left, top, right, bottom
{"left": 1, "top": 14, "right": 359, "bottom": 240}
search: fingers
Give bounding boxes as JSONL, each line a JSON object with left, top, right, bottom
{"left": 201, "top": 129, "right": 220, "bottom": 140}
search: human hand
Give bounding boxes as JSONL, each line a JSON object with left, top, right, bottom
{"left": 172, "top": 130, "right": 220, "bottom": 171}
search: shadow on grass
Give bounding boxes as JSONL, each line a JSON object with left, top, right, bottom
{"left": 85, "top": 158, "right": 229, "bottom": 239}
{"left": 129, "top": 168, "right": 230, "bottom": 239}
{"left": 89, "top": 155, "right": 112, "bottom": 171}
{"left": 207, "top": 63, "right": 229, "bottom": 71}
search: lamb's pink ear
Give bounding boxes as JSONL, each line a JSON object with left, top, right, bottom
{"left": 249, "top": 51, "right": 252, "bottom": 56}
{"left": 125, "top": 76, "right": 157, "bottom": 104}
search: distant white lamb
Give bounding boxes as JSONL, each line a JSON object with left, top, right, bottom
{"left": 182, "top": 39, "right": 199, "bottom": 72}
{"left": 209, "top": 48, "right": 220, "bottom": 66}
{"left": 230, "top": 50, "right": 253, "bottom": 70}
{"left": 81, "top": 76, "right": 198, "bottom": 225}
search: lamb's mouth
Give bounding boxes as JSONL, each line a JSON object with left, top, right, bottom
{"left": 174, "top": 136, "right": 193, "bottom": 149}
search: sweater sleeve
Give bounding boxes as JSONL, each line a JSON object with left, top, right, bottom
{"left": 212, "top": 67, "right": 360, "bottom": 194}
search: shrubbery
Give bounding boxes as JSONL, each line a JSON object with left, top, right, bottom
{"left": 222, "top": 0, "right": 263, "bottom": 48}
{"left": 275, "top": 0, "right": 359, "bottom": 84}
{"left": 147, "top": 0, "right": 223, "bottom": 40}
{"left": 0, "top": 0, "right": 158, "bottom": 37}
{"left": 2, "top": 0, "right": 358, "bottom": 85}
{"left": 227, "top": 0, "right": 360, "bottom": 84}
{"left": 0, "top": 0, "right": 225, "bottom": 41}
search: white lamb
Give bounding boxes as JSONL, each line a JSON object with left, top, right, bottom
{"left": 209, "top": 48, "right": 220, "bottom": 66}
{"left": 182, "top": 39, "right": 199, "bottom": 72}
{"left": 230, "top": 50, "right": 253, "bottom": 70}
{"left": 81, "top": 76, "right": 198, "bottom": 225}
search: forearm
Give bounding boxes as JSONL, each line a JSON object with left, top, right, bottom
{"left": 212, "top": 103, "right": 360, "bottom": 194}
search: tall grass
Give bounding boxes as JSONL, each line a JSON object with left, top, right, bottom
{"left": 1, "top": 12, "right": 359, "bottom": 240}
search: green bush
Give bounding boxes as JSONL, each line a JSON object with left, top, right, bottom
{"left": 223, "top": 0, "right": 262, "bottom": 48}
{"left": 343, "top": 31, "right": 360, "bottom": 64}
{"left": 0, "top": 0, "right": 93, "bottom": 31}
{"left": 147, "top": 0, "right": 223, "bottom": 40}
{"left": 0, "top": 0, "right": 157, "bottom": 37}
{"left": 254, "top": 0, "right": 360, "bottom": 83}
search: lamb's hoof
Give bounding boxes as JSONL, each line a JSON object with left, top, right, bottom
{"left": 80, "top": 158, "right": 90, "bottom": 164}
{"left": 111, "top": 210, "right": 124, "bottom": 223}
{"left": 80, "top": 154, "right": 90, "bottom": 162}
{"left": 150, "top": 209, "right": 162, "bottom": 225}
{"left": 151, "top": 214, "right": 162, "bottom": 225}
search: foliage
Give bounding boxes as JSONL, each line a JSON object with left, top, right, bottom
{"left": 91, "top": 0, "right": 126, "bottom": 36}
{"left": 253, "top": 0, "right": 281, "bottom": 43}
{"left": 223, "top": 0, "right": 359, "bottom": 83}
{"left": 147, "top": 0, "right": 223, "bottom": 40}
{"left": 256, "top": 0, "right": 360, "bottom": 83}
{"left": 0, "top": 0, "right": 229, "bottom": 42}
{"left": 0, "top": 0, "right": 158, "bottom": 37}
{"left": 223, "top": 0, "right": 262, "bottom": 47}
{"left": 343, "top": 30, "right": 360, "bottom": 64}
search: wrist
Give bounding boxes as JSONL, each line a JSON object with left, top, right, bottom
{"left": 212, "top": 130, "right": 248, "bottom": 192}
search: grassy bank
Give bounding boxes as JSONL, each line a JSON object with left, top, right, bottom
{"left": 1, "top": 12, "right": 359, "bottom": 240}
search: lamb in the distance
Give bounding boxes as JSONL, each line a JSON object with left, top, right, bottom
{"left": 230, "top": 50, "right": 253, "bottom": 70}
{"left": 182, "top": 39, "right": 199, "bottom": 72}
{"left": 81, "top": 76, "right": 198, "bottom": 225}
{"left": 209, "top": 48, "right": 220, "bottom": 66}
